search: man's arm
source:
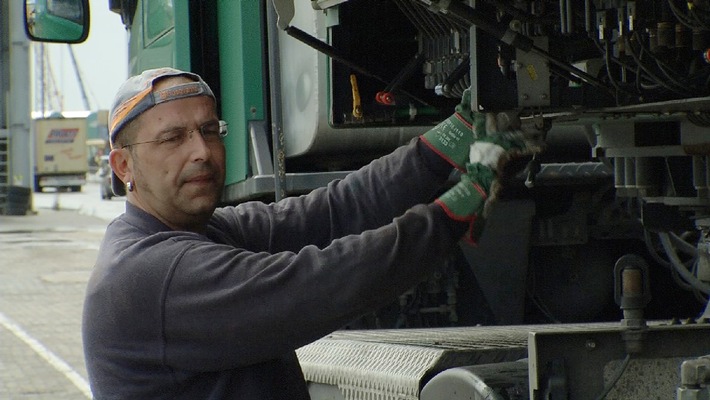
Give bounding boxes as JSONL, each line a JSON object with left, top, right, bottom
{"left": 210, "top": 139, "right": 453, "bottom": 253}
{"left": 166, "top": 202, "right": 466, "bottom": 370}
{"left": 163, "top": 128, "right": 522, "bottom": 370}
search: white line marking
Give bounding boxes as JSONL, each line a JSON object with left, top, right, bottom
{"left": 0, "top": 311, "right": 92, "bottom": 398}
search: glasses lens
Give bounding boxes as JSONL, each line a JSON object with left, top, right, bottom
{"left": 218, "top": 121, "right": 228, "bottom": 138}
{"left": 201, "top": 121, "right": 223, "bottom": 141}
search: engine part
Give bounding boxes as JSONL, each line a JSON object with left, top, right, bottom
{"left": 614, "top": 254, "right": 651, "bottom": 354}
{"left": 677, "top": 356, "right": 710, "bottom": 400}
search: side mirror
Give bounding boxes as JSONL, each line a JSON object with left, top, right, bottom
{"left": 25, "top": 0, "right": 90, "bottom": 43}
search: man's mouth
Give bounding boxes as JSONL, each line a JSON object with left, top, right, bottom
{"left": 184, "top": 173, "right": 216, "bottom": 186}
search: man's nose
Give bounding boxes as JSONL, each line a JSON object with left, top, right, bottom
{"left": 185, "top": 129, "right": 211, "bottom": 160}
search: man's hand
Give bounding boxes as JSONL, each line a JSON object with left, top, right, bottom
{"left": 420, "top": 89, "right": 479, "bottom": 171}
{"left": 434, "top": 115, "right": 543, "bottom": 242}
{"left": 434, "top": 163, "right": 494, "bottom": 243}
{"left": 420, "top": 88, "right": 544, "bottom": 171}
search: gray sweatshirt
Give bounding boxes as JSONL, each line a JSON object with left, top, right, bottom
{"left": 82, "top": 139, "right": 467, "bottom": 399}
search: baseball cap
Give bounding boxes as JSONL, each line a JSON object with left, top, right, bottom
{"left": 108, "top": 67, "right": 216, "bottom": 196}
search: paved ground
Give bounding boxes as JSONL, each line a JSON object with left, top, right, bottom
{"left": 0, "top": 206, "right": 111, "bottom": 399}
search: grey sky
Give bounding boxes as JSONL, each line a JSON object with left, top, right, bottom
{"left": 38, "top": 0, "right": 128, "bottom": 113}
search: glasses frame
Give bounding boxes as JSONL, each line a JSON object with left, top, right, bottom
{"left": 121, "top": 120, "right": 228, "bottom": 149}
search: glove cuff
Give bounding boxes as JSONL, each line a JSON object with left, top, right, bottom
{"left": 461, "top": 215, "right": 485, "bottom": 245}
{"left": 420, "top": 112, "right": 473, "bottom": 171}
{"left": 435, "top": 178, "right": 487, "bottom": 221}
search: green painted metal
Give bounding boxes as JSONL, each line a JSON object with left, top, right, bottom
{"left": 125, "top": 0, "right": 263, "bottom": 189}
{"left": 216, "top": 1, "right": 265, "bottom": 187}
{"left": 128, "top": 0, "right": 177, "bottom": 75}
{"left": 172, "top": 1, "right": 191, "bottom": 71}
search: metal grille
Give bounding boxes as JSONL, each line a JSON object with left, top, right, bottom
{"left": 297, "top": 326, "right": 532, "bottom": 400}
{"left": 297, "top": 323, "right": 628, "bottom": 399}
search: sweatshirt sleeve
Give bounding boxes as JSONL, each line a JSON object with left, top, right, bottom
{"left": 163, "top": 203, "right": 467, "bottom": 370}
{"left": 209, "top": 139, "right": 454, "bottom": 253}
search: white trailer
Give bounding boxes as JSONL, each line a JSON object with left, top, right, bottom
{"left": 33, "top": 116, "right": 88, "bottom": 192}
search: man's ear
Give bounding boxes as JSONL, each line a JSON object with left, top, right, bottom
{"left": 109, "top": 148, "right": 131, "bottom": 184}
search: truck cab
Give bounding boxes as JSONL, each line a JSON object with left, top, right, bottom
{"left": 37, "top": 0, "right": 710, "bottom": 398}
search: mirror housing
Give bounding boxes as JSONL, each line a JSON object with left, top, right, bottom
{"left": 25, "top": 0, "right": 90, "bottom": 43}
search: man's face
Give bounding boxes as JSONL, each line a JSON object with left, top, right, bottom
{"left": 121, "top": 93, "right": 226, "bottom": 232}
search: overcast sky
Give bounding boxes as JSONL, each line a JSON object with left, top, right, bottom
{"left": 37, "top": 0, "right": 128, "bottom": 113}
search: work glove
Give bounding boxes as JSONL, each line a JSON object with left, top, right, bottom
{"left": 435, "top": 162, "right": 495, "bottom": 244}
{"left": 420, "top": 88, "right": 545, "bottom": 171}
{"left": 420, "top": 89, "right": 479, "bottom": 171}
{"left": 434, "top": 123, "right": 540, "bottom": 243}
{"left": 472, "top": 113, "right": 547, "bottom": 216}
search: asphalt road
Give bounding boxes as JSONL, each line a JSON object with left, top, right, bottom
{"left": 0, "top": 181, "right": 124, "bottom": 399}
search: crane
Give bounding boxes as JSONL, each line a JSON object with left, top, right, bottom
{"left": 33, "top": 42, "right": 63, "bottom": 115}
{"left": 66, "top": 44, "right": 91, "bottom": 111}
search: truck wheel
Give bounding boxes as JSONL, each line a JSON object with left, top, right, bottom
{"left": 71, "top": 186, "right": 81, "bottom": 192}
{"left": 5, "top": 186, "right": 31, "bottom": 215}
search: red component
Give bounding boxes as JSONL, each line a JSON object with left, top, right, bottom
{"left": 376, "top": 91, "right": 395, "bottom": 106}
{"left": 704, "top": 49, "right": 710, "bottom": 64}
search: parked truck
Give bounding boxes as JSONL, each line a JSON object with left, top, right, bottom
{"left": 33, "top": 115, "right": 88, "bottom": 192}
{"left": 28, "top": 0, "right": 710, "bottom": 398}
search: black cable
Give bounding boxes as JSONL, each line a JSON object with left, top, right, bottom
{"left": 594, "top": 354, "right": 632, "bottom": 400}
{"left": 668, "top": 0, "right": 704, "bottom": 29}
{"left": 435, "top": 0, "right": 620, "bottom": 96}
{"left": 625, "top": 34, "right": 691, "bottom": 96}
{"left": 603, "top": 38, "right": 626, "bottom": 104}
{"left": 283, "top": 26, "right": 433, "bottom": 107}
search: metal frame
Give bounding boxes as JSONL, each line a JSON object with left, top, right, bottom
{"left": 529, "top": 322, "right": 710, "bottom": 400}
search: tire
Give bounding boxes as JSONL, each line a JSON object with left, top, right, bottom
{"left": 5, "top": 186, "right": 31, "bottom": 215}
{"left": 101, "top": 185, "right": 112, "bottom": 200}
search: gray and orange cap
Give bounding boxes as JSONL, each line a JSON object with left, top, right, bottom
{"left": 108, "top": 67, "right": 215, "bottom": 196}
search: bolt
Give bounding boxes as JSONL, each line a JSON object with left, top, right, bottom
{"left": 586, "top": 340, "right": 597, "bottom": 350}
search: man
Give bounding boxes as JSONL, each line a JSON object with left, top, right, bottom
{"left": 82, "top": 67, "right": 526, "bottom": 399}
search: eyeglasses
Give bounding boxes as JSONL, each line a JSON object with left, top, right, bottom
{"left": 122, "top": 120, "right": 228, "bottom": 150}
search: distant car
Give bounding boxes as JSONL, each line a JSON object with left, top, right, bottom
{"left": 97, "top": 155, "right": 113, "bottom": 200}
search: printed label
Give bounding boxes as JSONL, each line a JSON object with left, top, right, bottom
{"left": 46, "top": 128, "right": 79, "bottom": 144}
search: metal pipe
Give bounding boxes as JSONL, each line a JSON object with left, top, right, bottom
{"left": 560, "top": 0, "right": 567, "bottom": 34}
{"left": 659, "top": 233, "right": 710, "bottom": 294}
{"left": 692, "top": 156, "right": 708, "bottom": 199}
{"left": 266, "top": 1, "right": 286, "bottom": 201}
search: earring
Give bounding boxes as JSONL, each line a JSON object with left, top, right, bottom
{"left": 127, "top": 181, "right": 134, "bottom": 192}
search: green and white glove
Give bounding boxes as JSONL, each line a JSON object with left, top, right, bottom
{"left": 420, "top": 89, "right": 480, "bottom": 171}
{"left": 434, "top": 163, "right": 495, "bottom": 243}
{"left": 421, "top": 89, "right": 538, "bottom": 171}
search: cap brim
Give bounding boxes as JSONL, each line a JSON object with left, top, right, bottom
{"left": 111, "top": 171, "right": 126, "bottom": 197}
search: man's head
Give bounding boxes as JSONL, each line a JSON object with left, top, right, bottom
{"left": 108, "top": 67, "right": 227, "bottom": 232}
